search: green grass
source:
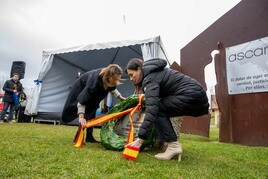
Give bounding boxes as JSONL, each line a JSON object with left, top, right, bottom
{"left": 210, "top": 110, "right": 215, "bottom": 125}
{"left": 0, "top": 123, "right": 267, "bottom": 178}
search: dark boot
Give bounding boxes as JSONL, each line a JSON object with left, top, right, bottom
{"left": 85, "top": 127, "right": 98, "bottom": 143}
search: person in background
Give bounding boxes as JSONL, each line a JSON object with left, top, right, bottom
{"left": 14, "top": 106, "right": 19, "bottom": 121}
{"left": 125, "top": 58, "right": 209, "bottom": 161}
{"left": 0, "top": 73, "right": 23, "bottom": 123}
{"left": 62, "top": 64, "right": 125, "bottom": 143}
{"left": 14, "top": 100, "right": 20, "bottom": 121}
{"left": 17, "top": 89, "right": 27, "bottom": 122}
{"left": 14, "top": 90, "right": 26, "bottom": 121}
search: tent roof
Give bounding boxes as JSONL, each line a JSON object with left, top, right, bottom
{"left": 42, "top": 36, "right": 170, "bottom": 74}
{"left": 43, "top": 36, "right": 166, "bottom": 57}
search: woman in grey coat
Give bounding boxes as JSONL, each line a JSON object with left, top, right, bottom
{"left": 125, "top": 58, "right": 209, "bottom": 161}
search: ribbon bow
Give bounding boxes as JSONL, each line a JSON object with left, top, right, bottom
{"left": 34, "top": 79, "right": 42, "bottom": 85}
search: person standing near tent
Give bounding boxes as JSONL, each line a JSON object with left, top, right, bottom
{"left": 62, "top": 64, "right": 125, "bottom": 143}
{"left": 14, "top": 88, "right": 26, "bottom": 121}
{"left": 0, "top": 73, "right": 23, "bottom": 123}
{"left": 17, "top": 89, "right": 29, "bottom": 122}
{"left": 125, "top": 58, "right": 209, "bottom": 161}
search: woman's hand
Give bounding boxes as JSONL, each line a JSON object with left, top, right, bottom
{"left": 125, "top": 138, "right": 144, "bottom": 148}
{"left": 79, "top": 117, "right": 86, "bottom": 126}
{"left": 78, "top": 113, "right": 86, "bottom": 126}
{"left": 118, "top": 95, "right": 126, "bottom": 101}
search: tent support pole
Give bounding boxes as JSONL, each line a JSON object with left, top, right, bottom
{"left": 110, "top": 48, "right": 120, "bottom": 64}
{"left": 110, "top": 46, "right": 143, "bottom": 64}
{"left": 128, "top": 46, "right": 142, "bottom": 56}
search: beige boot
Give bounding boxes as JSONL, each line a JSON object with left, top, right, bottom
{"left": 154, "top": 141, "right": 182, "bottom": 161}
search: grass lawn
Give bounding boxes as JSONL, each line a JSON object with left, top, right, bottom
{"left": 0, "top": 123, "right": 267, "bottom": 178}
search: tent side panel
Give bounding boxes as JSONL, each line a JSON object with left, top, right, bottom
{"left": 37, "top": 58, "right": 79, "bottom": 119}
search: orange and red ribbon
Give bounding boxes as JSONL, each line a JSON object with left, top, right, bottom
{"left": 73, "top": 108, "right": 133, "bottom": 148}
{"left": 73, "top": 94, "right": 145, "bottom": 159}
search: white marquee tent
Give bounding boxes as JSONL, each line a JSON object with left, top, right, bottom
{"left": 26, "top": 36, "right": 170, "bottom": 124}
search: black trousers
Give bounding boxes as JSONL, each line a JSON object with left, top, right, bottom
{"left": 154, "top": 111, "right": 177, "bottom": 142}
{"left": 18, "top": 107, "right": 31, "bottom": 123}
{"left": 153, "top": 99, "right": 181, "bottom": 142}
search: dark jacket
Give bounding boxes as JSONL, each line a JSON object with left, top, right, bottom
{"left": 2, "top": 79, "right": 23, "bottom": 103}
{"left": 62, "top": 69, "right": 116, "bottom": 123}
{"left": 138, "top": 58, "right": 209, "bottom": 139}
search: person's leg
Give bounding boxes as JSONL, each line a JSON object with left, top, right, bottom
{"left": 86, "top": 127, "right": 98, "bottom": 143}
{"left": 85, "top": 110, "right": 98, "bottom": 143}
{"left": 14, "top": 107, "right": 19, "bottom": 120}
{"left": 154, "top": 113, "right": 182, "bottom": 161}
{"left": 7, "top": 103, "right": 15, "bottom": 122}
{"left": 154, "top": 111, "right": 177, "bottom": 142}
{"left": 18, "top": 107, "right": 23, "bottom": 122}
{"left": 154, "top": 96, "right": 182, "bottom": 142}
{"left": 0, "top": 102, "right": 10, "bottom": 122}
{"left": 154, "top": 99, "right": 183, "bottom": 161}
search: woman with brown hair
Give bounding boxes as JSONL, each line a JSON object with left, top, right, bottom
{"left": 62, "top": 64, "right": 125, "bottom": 142}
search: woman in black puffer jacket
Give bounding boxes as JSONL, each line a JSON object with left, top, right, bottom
{"left": 125, "top": 58, "right": 209, "bottom": 161}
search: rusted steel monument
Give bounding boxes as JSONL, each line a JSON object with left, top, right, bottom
{"left": 178, "top": 0, "right": 268, "bottom": 146}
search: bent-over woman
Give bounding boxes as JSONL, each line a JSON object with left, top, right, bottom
{"left": 125, "top": 58, "right": 209, "bottom": 161}
{"left": 62, "top": 64, "right": 125, "bottom": 142}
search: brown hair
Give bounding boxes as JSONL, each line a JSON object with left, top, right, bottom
{"left": 99, "top": 64, "right": 123, "bottom": 84}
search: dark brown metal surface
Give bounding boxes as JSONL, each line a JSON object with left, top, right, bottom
{"left": 180, "top": 0, "right": 268, "bottom": 146}
{"left": 170, "top": 57, "right": 211, "bottom": 137}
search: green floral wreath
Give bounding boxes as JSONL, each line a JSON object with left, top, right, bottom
{"left": 100, "top": 94, "right": 156, "bottom": 151}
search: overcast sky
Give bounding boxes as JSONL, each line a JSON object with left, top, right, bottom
{"left": 0, "top": 0, "right": 240, "bottom": 91}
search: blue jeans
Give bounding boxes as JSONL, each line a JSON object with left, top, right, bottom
{"left": 0, "top": 102, "right": 15, "bottom": 121}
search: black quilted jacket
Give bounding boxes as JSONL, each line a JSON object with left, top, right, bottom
{"left": 138, "top": 58, "right": 209, "bottom": 139}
